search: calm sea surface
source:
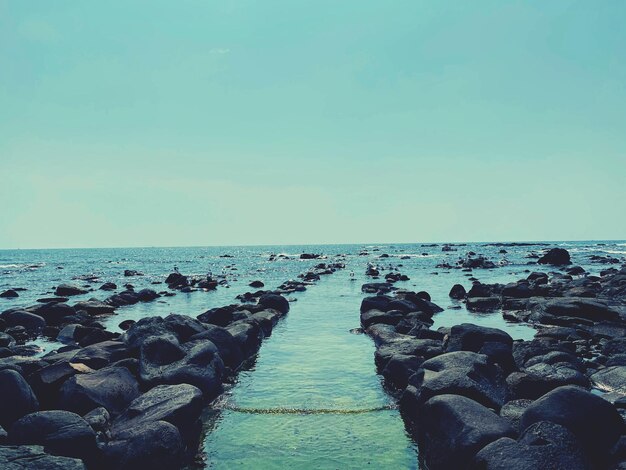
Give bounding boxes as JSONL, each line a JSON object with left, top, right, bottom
{"left": 1, "top": 241, "right": 624, "bottom": 468}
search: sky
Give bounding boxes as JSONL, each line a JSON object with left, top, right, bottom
{"left": 0, "top": 0, "right": 625, "bottom": 249}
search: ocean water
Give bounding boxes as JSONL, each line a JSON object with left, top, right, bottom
{"left": 1, "top": 241, "right": 624, "bottom": 468}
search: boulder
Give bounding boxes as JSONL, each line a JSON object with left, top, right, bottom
{"left": 139, "top": 337, "right": 224, "bottom": 400}
{"left": 8, "top": 410, "right": 97, "bottom": 461}
{"left": 418, "top": 394, "right": 515, "bottom": 470}
{"left": 0, "top": 311, "right": 46, "bottom": 331}
{"left": 0, "top": 445, "right": 86, "bottom": 469}
{"left": 0, "top": 369, "right": 39, "bottom": 428}
{"left": 54, "top": 284, "right": 88, "bottom": 297}
{"left": 258, "top": 293, "right": 289, "bottom": 314}
{"left": 360, "top": 309, "right": 404, "bottom": 328}
{"left": 466, "top": 297, "right": 501, "bottom": 312}
{"left": 403, "top": 351, "right": 508, "bottom": 413}
{"left": 226, "top": 320, "right": 265, "bottom": 359}
{"left": 1, "top": 289, "right": 19, "bottom": 298}
{"left": 58, "top": 366, "right": 140, "bottom": 416}
{"left": 101, "top": 420, "right": 183, "bottom": 470}
{"left": 124, "top": 315, "right": 206, "bottom": 351}
{"left": 70, "top": 341, "right": 129, "bottom": 370}
{"left": 33, "top": 303, "right": 76, "bottom": 326}
{"left": 538, "top": 248, "right": 571, "bottom": 266}
{"left": 72, "top": 300, "right": 115, "bottom": 316}
{"left": 520, "top": 385, "right": 623, "bottom": 465}
{"left": 188, "top": 325, "right": 243, "bottom": 370}
{"left": 473, "top": 421, "right": 588, "bottom": 470}
{"left": 449, "top": 284, "right": 466, "bottom": 299}
{"left": 590, "top": 366, "right": 626, "bottom": 394}
{"left": 112, "top": 384, "right": 203, "bottom": 442}
{"left": 197, "top": 307, "right": 233, "bottom": 327}
{"left": 542, "top": 298, "right": 619, "bottom": 322}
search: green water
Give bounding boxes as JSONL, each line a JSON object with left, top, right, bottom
{"left": 200, "top": 272, "right": 419, "bottom": 469}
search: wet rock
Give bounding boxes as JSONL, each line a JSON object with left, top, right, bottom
{"left": 449, "top": 284, "right": 466, "bottom": 299}
{"left": 361, "top": 282, "right": 395, "bottom": 295}
{"left": 0, "top": 311, "right": 46, "bottom": 331}
{"left": 403, "top": 351, "right": 508, "bottom": 412}
{"left": 123, "top": 270, "right": 142, "bottom": 277}
{"left": 360, "top": 309, "right": 404, "bottom": 328}
{"left": 83, "top": 407, "right": 110, "bottom": 437}
{"left": 139, "top": 336, "right": 224, "bottom": 399}
{"left": 538, "top": 248, "right": 571, "bottom": 266}
{"left": 1, "top": 289, "right": 19, "bottom": 298}
{"left": 381, "top": 354, "right": 423, "bottom": 390}
{"left": 590, "top": 366, "right": 626, "bottom": 394}
{"left": 165, "top": 272, "right": 189, "bottom": 289}
{"left": 101, "top": 420, "right": 183, "bottom": 470}
{"left": 258, "top": 293, "right": 289, "bottom": 314}
{"left": 72, "top": 300, "right": 115, "bottom": 316}
{"left": 58, "top": 366, "right": 140, "bottom": 416}
{"left": 418, "top": 394, "right": 515, "bottom": 470}
{"left": 8, "top": 410, "right": 97, "bottom": 461}
{"left": 27, "top": 362, "right": 77, "bottom": 409}
{"left": 189, "top": 325, "right": 243, "bottom": 370}
{"left": 520, "top": 385, "right": 623, "bottom": 466}
{"left": 99, "top": 283, "right": 117, "bottom": 291}
{"left": 197, "top": 307, "right": 233, "bottom": 327}
{"left": 467, "top": 297, "right": 501, "bottom": 312}
{"left": 226, "top": 320, "right": 265, "bottom": 359}
{"left": 0, "top": 445, "right": 86, "bottom": 469}
{"left": 70, "top": 340, "right": 130, "bottom": 370}
{"left": 506, "top": 364, "right": 589, "bottom": 400}
{"left": 124, "top": 315, "right": 207, "bottom": 351}
{"left": 33, "top": 303, "right": 76, "bottom": 326}
{"left": 473, "top": 421, "right": 589, "bottom": 470}
{"left": 54, "top": 284, "right": 88, "bottom": 297}
{"left": 112, "top": 383, "right": 203, "bottom": 444}
{"left": 0, "top": 369, "right": 39, "bottom": 428}
{"left": 249, "top": 280, "right": 264, "bottom": 288}
{"left": 499, "top": 399, "right": 533, "bottom": 432}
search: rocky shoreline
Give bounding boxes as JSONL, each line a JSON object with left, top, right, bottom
{"left": 0, "top": 262, "right": 344, "bottom": 469}
{"left": 361, "top": 247, "right": 626, "bottom": 469}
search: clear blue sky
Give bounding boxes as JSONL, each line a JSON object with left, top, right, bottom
{"left": 1, "top": 0, "right": 624, "bottom": 248}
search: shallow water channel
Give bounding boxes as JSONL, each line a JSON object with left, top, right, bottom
{"left": 199, "top": 272, "right": 419, "bottom": 469}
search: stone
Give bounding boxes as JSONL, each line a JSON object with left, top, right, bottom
{"left": 0, "top": 445, "right": 86, "bottom": 469}
{"left": 449, "top": 284, "right": 466, "bottom": 299}
{"left": 54, "top": 284, "right": 88, "bottom": 297}
{"left": 0, "top": 369, "right": 39, "bottom": 428}
{"left": 538, "top": 248, "right": 571, "bottom": 266}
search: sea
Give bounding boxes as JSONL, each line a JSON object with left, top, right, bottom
{"left": 1, "top": 240, "right": 624, "bottom": 468}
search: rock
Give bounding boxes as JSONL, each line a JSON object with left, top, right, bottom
{"left": 101, "top": 420, "right": 183, "bottom": 470}
{"left": 0, "top": 445, "right": 86, "bottom": 469}
{"left": 124, "top": 316, "right": 206, "bottom": 351}
{"left": 0, "top": 369, "right": 39, "bottom": 428}
{"left": 249, "top": 280, "right": 264, "bottom": 288}
{"left": 360, "top": 309, "right": 404, "bottom": 328}
{"left": 499, "top": 399, "right": 533, "bottom": 432}
{"left": 33, "top": 303, "right": 76, "bottom": 326}
{"left": 381, "top": 354, "right": 423, "bottom": 390}
{"left": 27, "top": 362, "right": 77, "bottom": 408}
{"left": 361, "top": 282, "right": 395, "bottom": 295}
{"left": 466, "top": 297, "right": 501, "bottom": 312}
{"left": 99, "top": 283, "right": 117, "bottom": 291}
{"left": 1, "top": 289, "right": 19, "bottom": 298}
{"left": 449, "top": 284, "right": 466, "bottom": 299}
{"left": 506, "top": 365, "right": 589, "bottom": 400}
{"left": 8, "top": 410, "right": 97, "bottom": 461}
{"left": 226, "top": 320, "right": 265, "bottom": 359}
{"left": 538, "top": 248, "right": 571, "bottom": 266}
{"left": 123, "top": 270, "right": 142, "bottom": 277}
{"left": 136, "top": 289, "right": 159, "bottom": 302}
{"left": 258, "top": 293, "right": 289, "bottom": 314}
{"left": 70, "top": 340, "right": 129, "bottom": 370}
{"left": 58, "top": 366, "right": 140, "bottom": 416}
{"left": 473, "top": 421, "right": 588, "bottom": 470}
{"left": 165, "top": 272, "right": 188, "bottom": 289}
{"left": 189, "top": 325, "right": 243, "bottom": 370}
{"left": 590, "top": 366, "right": 626, "bottom": 394}
{"left": 542, "top": 298, "right": 619, "bottom": 322}
{"left": 0, "top": 311, "right": 46, "bottom": 331}
{"left": 83, "top": 407, "right": 110, "bottom": 437}
{"left": 72, "top": 300, "right": 115, "bottom": 316}
{"left": 112, "top": 384, "right": 203, "bottom": 442}
{"left": 139, "top": 337, "right": 224, "bottom": 400}
{"left": 54, "top": 284, "right": 88, "bottom": 297}
{"left": 445, "top": 323, "right": 513, "bottom": 354}
{"left": 418, "top": 394, "right": 515, "bottom": 470}
{"left": 403, "top": 351, "right": 508, "bottom": 412}
{"left": 197, "top": 307, "right": 233, "bottom": 327}
{"left": 520, "top": 385, "right": 623, "bottom": 465}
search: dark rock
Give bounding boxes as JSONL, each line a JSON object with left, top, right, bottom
{"left": 403, "top": 351, "right": 508, "bottom": 412}
{"left": 362, "top": 283, "right": 395, "bottom": 295}
{"left": 1, "top": 290, "right": 19, "bottom": 298}
{"left": 33, "top": 303, "right": 76, "bottom": 326}
{"left": 258, "top": 293, "right": 289, "bottom": 314}
{"left": 449, "top": 284, "right": 466, "bottom": 299}
{"left": 72, "top": 300, "right": 115, "bottom": 316}
{"left": 0, "top": 311, "right": 46, "bottom": 331}
{"left": 139, "top": 337, "right": 224, "bottom": 399}
{"left": 590, "top": 366, "right": 626, "bottom": 394}
{"left": 189, "top": 325, "right": 243, "bottom": 370}
{"left": 70, "top": 340, "right": 129, "bottom": 370}
{"left": 0, "top": 445, "right": 86, "bottom": 469}
{"left": 112, "top": 383, "right": 203, "bottom": 442}
{"left": 123, "top": 270, "right": 142, "bottom": 277}
{"left": 58, "top": 366, "right": 140, "bottom": 416}
{"left": 101, "top": 420, "right": 183, "bottom": 470}
{"left": 418, "top": 394, "right": 515, "bottom": 470}
{"left": 499, "top": 399, "right": 533, "bottom": 432}
{"left": 99, "top": 283, "right": 117, "bottom": 291}
{"left": 226, "top": 320, "right": 265, "bottom": 359}
{"left": 473, "top": 421, "right": 589, "bottom": 470}
{"left": 8, "top": 410, "right": 97, "bottom": 461}
{"left": 538, "top": 248, "right": 571, "bottom": 266}
{"left": 467, "top": 297, "right": 501, "bottom": 312}
{"left": 520, "top": 385, "right": 623, "bottom": 465}
{"left": 506, "top": 365, "right": 589, "bottom": 400}
{"left": 0, "top": 370, "right": 39, "bottom": 428}
{"left": 54, "top": 284, "right": 88, "bottom": 297}
{"left": 197, "top": 307, "right": 233, "bottom": 327}
{"left": 542, "top": 298, "right": 619, "bottom": 322}
{"left": 249, "top": 280, "right": 264, "bottom": 288}
{"left": 165, "top": 272, "right": 189, "bottom": 289}
{"left": 82, "top": 407, "right": 110, "bottom": 437}
{"left": 445, "top": 323, "right": 513, "bottom": 355}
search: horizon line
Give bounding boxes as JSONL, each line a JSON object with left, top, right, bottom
{"left": 1, "top": 238, "right": 624, "bottom": 252}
